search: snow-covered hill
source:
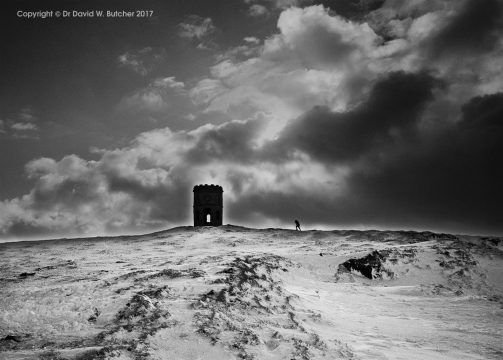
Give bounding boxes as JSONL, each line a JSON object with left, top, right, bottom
{"left": 1, "top": 226, "right": 502, "bottom": 359}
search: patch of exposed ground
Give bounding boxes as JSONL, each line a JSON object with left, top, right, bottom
{"left": 193, "top": 254, "right": 354, "bottom": 359}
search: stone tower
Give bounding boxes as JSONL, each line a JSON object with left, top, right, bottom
{"left": 193, "top": 184, "right": 223, "bottom": 226}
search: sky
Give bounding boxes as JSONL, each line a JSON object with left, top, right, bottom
{"left": 0, "top": 0, "right": 502, "bottom": 240}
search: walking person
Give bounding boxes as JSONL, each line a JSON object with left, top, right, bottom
{"left": 295, "top": 219, "right": 301, "bottom": 231}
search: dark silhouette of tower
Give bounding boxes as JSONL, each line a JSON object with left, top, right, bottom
{"left": 193, "top": 184, "right": 223, "bottom": 226}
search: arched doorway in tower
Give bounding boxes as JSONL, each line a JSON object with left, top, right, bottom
{"left": 203, "top": 208, "right": 212, "bottom": 225}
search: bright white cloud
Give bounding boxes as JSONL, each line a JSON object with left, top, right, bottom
{"left": 189, "top": 6, "right": 384, "bottom": 130}
{"left": 275, "top": 6, "right": 379, "bottom": 67}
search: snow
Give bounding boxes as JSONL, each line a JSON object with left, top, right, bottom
{"left": 1, "top": 226, "right": 502, "bottom": 359}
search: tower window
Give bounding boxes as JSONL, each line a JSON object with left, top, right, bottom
{"left": 206, "top": 214, "right": 211, "bottom": 223}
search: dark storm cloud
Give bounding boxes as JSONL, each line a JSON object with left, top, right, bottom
{"left": 230, "top": 92, "right": 503, "bottom": 234}
{"left": 270, "top": 71, "right": 441, "bottom": 163}
{"left": 345, "top": 92, "right": 503, "bottom": 233}
{"left": 430, "top": 0, "right": 503, "bottom": 57}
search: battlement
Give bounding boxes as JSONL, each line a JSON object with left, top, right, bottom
{"left": 193, "top": 184, "right": 223, "bottom": 192}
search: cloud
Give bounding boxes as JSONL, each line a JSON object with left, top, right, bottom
{"left": 184, "top": 114, "right": 268, "bottom": 164}
{"left": 344, "top": 92, "right": 503, "bottom": 234}
{"left": 246, "top": 0, "right": 311, "bottom": 10}
{"left": 274, "top": 5, "right": 379, "bottom": 68}
{"left": 117, "top": 77, "right": 187, "bottom": 114}
{"left": 269, "top": 71, "right": 441, "bottom": 163}
{"left": 429, "top": 0, "right": 503, "bottom": 57}
{"left": 222, "top": 92, "right": 503, "bottom": 235}
{"left": 0, "top": 106, "right": 40, "bottom": 139}
{"left": 313, "top": 0, "right": 386, "bottom": 20}
{"left": 178, "top": 15, "right": 216, "bottom": 40}
{"left": 118, "top": 47, "right": 167, "bottom": 76}
{"left": 245, "top": 0, "right": 318, "bottom": 17}
{"left": 189, "top": 78, "right": 228, "bottom": 106}
{"left": 244, "top": 37, "right": 261, "bottom": 44}
{"left": 200, "top": 2, "right": 502, "bottom": 129}
{"left": 11, "top": 122, "right": 38, "bottom": 131}
{"left": 0, "top": 129, "right": 193, "bottom": 238}
{"left": 18, "top": 107, "right": 37, "bottom": 122}
{"left": 216, "top": 43, "right": 262, "bottom": 62}
{"left": 196, "top": 5, "right": 389, "bottom": 126}
{"left": 248, "top": 4, "right": 269, "bottom": 16}
{"left": 0, "top": 113, "right": 288, "bottom": 238}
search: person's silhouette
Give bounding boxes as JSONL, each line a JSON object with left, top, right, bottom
{"left": 295, "top": 219, "right": 301, "bottom": 231}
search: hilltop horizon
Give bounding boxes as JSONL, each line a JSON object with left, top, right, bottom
{"left": 2, "top": 223, "right": 501, "bottom": 245}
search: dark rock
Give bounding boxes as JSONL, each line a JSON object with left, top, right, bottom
{"left": 136, "top": 268, "right": 205, "bottom": 282}
{"left": 0, "top": 333, "right": 31, "bottom": 351}
{"left": 340, "top": 250, "right": 392, "bottom": 279}
{"left": 87, "top": 307, "right": 100, "bottom": 323}
{"left": 2, "top": 335, "right": 22, "bottom": 342}
{"left": 19, "top": 272, "right": 35, "bottom": 278}
{"left": 35, "top": 260, "right": 77, "bottom": 272}
{"left": 487, "top": 238, "right": 501, "bottom": 246}
{"left": 139, "top": 285, "right": 170, "bottom": 299}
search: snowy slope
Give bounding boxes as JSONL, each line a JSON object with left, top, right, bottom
{"left": 1, "top": 226, "right": 502, "bottom": 359}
